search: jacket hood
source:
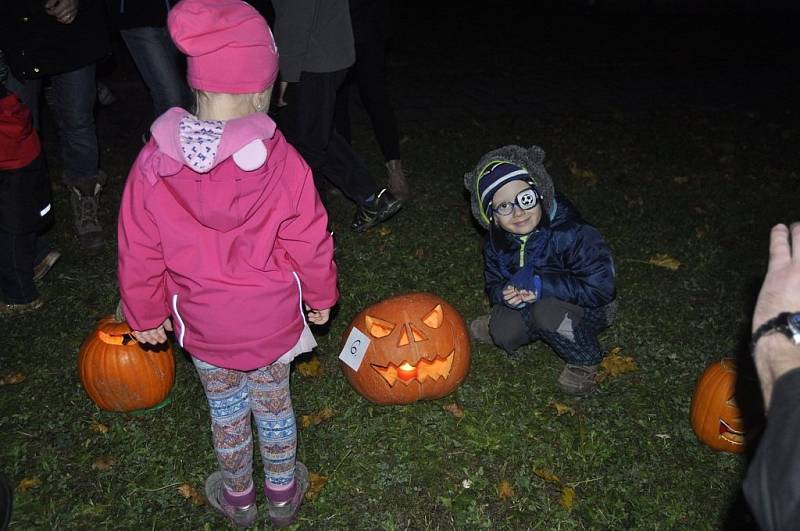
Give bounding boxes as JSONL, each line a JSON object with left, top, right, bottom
{"left": 464, "top": 144, "right": 556, "bottom": 229}
{"left": 143, "top": 108, "right": 278, "bottom": 232}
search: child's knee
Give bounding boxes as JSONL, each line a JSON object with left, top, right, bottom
{"left": 531, "top": 297, "right": 585, "bottom": 335}
{"left": 488, "top": 310, "right": 529, "bottom": 352}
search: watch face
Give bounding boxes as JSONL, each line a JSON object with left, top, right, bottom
{"left": 789, "top": 313, "right": 800, "bottom": 342}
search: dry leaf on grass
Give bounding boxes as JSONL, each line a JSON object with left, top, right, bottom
{"left": 299, "top": 407, "right": 334, "bottom": 428}
{"left": 91, "top": 456, "right": 117, "bottom": 471}
{"left": 306, "top": 472, "right": 327, "bottom": 501}
{"left": 534, "top": 468, "right": 561, "bottom": 485}
{"left": 596, "top": 347, "right": 637, "bottom": 383}
{"left": 560, "top": 485, "right": 576, "bottom": 510}
{"left": 442, "top": 402, "right": 465, "bottom": 419}
{"left": 178, "top": 483, "right": 205, "bottom": 505}
{"left": 568, "top": 161, "right": 600, "bottom": 185}
{"left": 377, "top": 227, "right": 393, "bottom": 237}
{"left": 497, "top": 480, "right": 515, "bottom": 499}
{"left": 89, "top": 421, "right": 108, "bottom": 434}
{"left": 296, "top": 357, "right": 323, "bottom": 377}
{"left": 17, "top": 477, "right": 41, "bottom": 492}
{"left": 414, "top": 248, "right": 424, "bottom": 258}
{"left": 550, "top": 401, "right": 575, "bottom": 417}
{"left": 0, "top": 372, "right": 25, "bottom": 386}
{"left": 647, "top": 254, "right": 681, "bottom": 271}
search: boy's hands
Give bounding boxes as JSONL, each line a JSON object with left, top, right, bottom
{"left": 502, "top": 285, "right": 537, "bottom": 308}
{"left": 132, "top": 317, "right": 173, "bottom": 345}
{"left": 306, "top": 306, "right": 331, "bottom": 325}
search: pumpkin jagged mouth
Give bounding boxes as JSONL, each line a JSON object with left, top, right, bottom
{"left": 718, "top": 418, "right": 744, "bottom": 445}
{"left": 371, "top": 351, "right": 455, "bottom": 386}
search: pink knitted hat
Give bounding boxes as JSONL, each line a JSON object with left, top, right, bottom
{"left": 168, "top": 0, "right": 278, "bottom": 94}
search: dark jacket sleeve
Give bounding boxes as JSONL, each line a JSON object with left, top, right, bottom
{"left": 537, "top": 223, "right": 616, "bottom": 307}
{"left": 483, "top": 241, "right": 510, "bottom": 307}
{"left": 743, "top": 367, "right": 800, "bottom": 531}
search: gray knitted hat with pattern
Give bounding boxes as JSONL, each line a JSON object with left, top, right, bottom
{"left": 464, "top": 144, "right": 555, "bottom": 229}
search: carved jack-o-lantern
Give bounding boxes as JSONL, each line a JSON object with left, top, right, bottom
{"left": 690, "top": 358, "right": 744, "bottom": 453}
{"left": 340, "top": 292, "right": 471, "bottom": 405}
{"left": 78, "top": 316, "right": 175, "bottom": 412}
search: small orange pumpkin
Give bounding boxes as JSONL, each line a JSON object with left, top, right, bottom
{"left": 78, "top": 316, "right": 175, "bottom": 412}
{"left": 340, "top": 292, "right": 471, "bottom": 405}
{"left": 690, "top": 358, "right": 744, "bottom": 453}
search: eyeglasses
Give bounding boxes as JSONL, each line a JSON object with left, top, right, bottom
{"left": 492, "top": 188, "right": 539, "bottom": 216}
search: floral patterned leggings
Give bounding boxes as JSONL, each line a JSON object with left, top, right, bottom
{"left": 192, "top": 358, "right": 297, "bottom": 500}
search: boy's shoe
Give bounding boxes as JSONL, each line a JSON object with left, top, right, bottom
{"left": 68, "top": 183, "right": 103, "bottom": 250}
{"left": 33, "top": 251, "right": 61, "bottom": 282}
{"left": 267, "top": 461, "right": 309, "bottom": 528}
{"left": 205, "top": 472, "right": 258, "bottom": 529}
{"left": 468, "top": 314, "right": 493, "bottom": 344}
{"left": 0, "top": 299, "right": 44, "bottom": 317}
{"left": 351, "top": 188, "right": 402, "bottom": 233}
{"left": 557, "top": 363, "right": 599, "bottom": 395}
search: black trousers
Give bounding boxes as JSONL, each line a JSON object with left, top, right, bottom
{"left": 489, "top": 297, "right": 613, "bottom": 365}
{"left": 334, "top": 39, "right": 401, "bottom": 163}
{"left": 278, "top": 69, "right": 378, "bottom": 206}
{"left": 0, "top": 231, "right": 48, "bottom": 304}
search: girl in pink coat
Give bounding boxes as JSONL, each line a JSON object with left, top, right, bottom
{"left": 116, "top": 0, "right": 338, "bottom": 527}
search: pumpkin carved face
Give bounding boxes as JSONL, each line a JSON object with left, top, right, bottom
{"left": 78, "top": 316, "right": 175, "bottom": 412}
{"left": 690, "top": 358, "right": 744, "bottom": 453}
{"left": 340, "top": 292, "right": 470, "bottom": 405}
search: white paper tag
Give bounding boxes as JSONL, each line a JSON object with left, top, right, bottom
{"left": 338, "top": 326, "right": 370, "bottom": 371}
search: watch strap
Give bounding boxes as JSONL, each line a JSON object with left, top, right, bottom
{"left": 751, "top": 312, "right": 796, "bottom": 353}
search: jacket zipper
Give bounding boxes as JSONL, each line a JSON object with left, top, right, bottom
{"left": 171, "top": 294, "right": 186, "bottom": 347}
{"left": 518, "top": 234, "right": 529, "bottom": 267}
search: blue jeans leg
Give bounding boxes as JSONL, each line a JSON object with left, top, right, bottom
{"left": 50, "top": 64, "right": 100, "bottom": 187}
{"left": 120, "top": 26, "right": 192, "bottom": 119}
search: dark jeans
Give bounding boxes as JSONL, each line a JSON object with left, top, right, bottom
{"left": 120, "top": 25, "right": 192, "bottom": 120}
{"left": 334, "top": 40, "right": 401, "bottom": 162}
{"left": 0, "top": 230, "right": 48, "bottom": 304}
{"left": 7, "top": 65, "right": 101, "bottom": 188}
{"left": 278, "top": 69, "right": 378, "bottom": 206}
{"left": 489, "top": 297, "right": 613, "bottom": 365}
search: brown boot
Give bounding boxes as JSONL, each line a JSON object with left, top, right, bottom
{"left": 386, "top": 159, "right": 410, "bottom": 200}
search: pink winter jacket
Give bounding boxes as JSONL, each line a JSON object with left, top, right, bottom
{"left": 117, "top": 108, "right": 338, "bottom": 370}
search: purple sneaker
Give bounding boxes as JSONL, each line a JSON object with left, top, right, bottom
{"left": 204, "top": 472, "right": 258, "bottom": 528}
{"left": 266, "top": 461, "right": 309, "bottom": 527}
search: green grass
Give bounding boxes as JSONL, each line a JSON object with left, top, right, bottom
{"left": 3, "top": 17, "right": 798, "bottom": 530}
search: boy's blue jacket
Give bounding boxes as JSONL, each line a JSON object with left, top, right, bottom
{"left": 483, "top": 193, "right": 616, "bottom": 308}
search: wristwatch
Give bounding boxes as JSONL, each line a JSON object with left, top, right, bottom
{"left": 750, "top": 312, "right": 800, "bottom": 352}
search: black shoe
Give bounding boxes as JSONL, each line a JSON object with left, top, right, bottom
{"left": 351, "top": 188, "right": 402, "bottom": 233}
{"left": 68, "top": 182, "right": 103, "bottom": 250}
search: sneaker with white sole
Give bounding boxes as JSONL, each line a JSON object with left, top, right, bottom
{"left": 351, "top": 188, "right": 402, "bottom": 233}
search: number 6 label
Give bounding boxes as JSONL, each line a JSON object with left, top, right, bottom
{"left": 338, "top": 327, "right": 370, "bottom": 371}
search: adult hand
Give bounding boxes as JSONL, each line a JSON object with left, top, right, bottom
{"left": 132, "top": 318, "right": 173, "bottom": 345}
{"left": 306, "top": 306, "right": 330, "bottom": 325}
{"left": 752, "top": 223, "right": 800, "bottom": 409}
{"left": 45, "top": 0, "right": 79, "bottom": 24}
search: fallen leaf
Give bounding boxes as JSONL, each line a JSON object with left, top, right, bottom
{"left": 376, "top": 226, "right": 392, "bottom": 237}
{"left": 89, "top": 421, "right": 108, "bottom": 434}
{"left": 560, "top": 485, "right": 576, "bottom": 510}
{"left": 91, "top": 456, "right": 117, "bottom": 471}
{"left": 442, "top": 402, "right": 465, "bottom": 419}
{"left": 0, "top": 372, "right": 25, "bottom": 386}
{"left": 596, "top": 347, "right": 637, "bottom": 383}
{"left": 497, "top": 480, "right": 515, "bottom": 499}
{"left": 17, "top": 477, "right": 41, "bottom": 492}
{"left": 299, "top": 406, "right": 334, "bottom": 428}
{"left": 306, "top": 472, "right": 327, "bottom": 501}
{"left": 568, "top": 161, "right": 599, "bottom": 185}
{"left": 550, "top": 401, "right": 575, "bottom": 417}
{"left": 534, "top": 468, "right": 561, "bottom": 485}
{"left": 648, "top": 254, "right": 681, "bottom": 271}
{"left": 178, "top": 483, "right": 205, "bottom": 505}
{"left": 296, "top": 357, "right": 323, "bottom": 377}
{"left": 414, "top": 248, "right": 424, "bottom": 259}
{"left": 673, "top": 176, "right": 690, "bottom": 184}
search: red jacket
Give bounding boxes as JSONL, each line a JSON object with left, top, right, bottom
{"left": 0, "top": 92, "right": 41, "bottom": 170}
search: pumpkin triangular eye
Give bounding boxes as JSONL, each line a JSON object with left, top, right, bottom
{"left": 410, "top": 324, "right": 428, "bottom": 342}
{"left": 422, "top": 304, "right": 443, "bottom": 329}
{"left": 365, "top": 315, "right": 395, "bottom": 338}
{"left": 398, "top": 326, "right": 410, "bottom": 347}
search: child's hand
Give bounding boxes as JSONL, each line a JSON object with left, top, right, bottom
{"left": 518, "top": 289, "right": 537, "bottom": 303}
{"left": 132, "top": 317, "right": 173, "bottom": 345}
{"left": 306, "top": 306, "right": 330, "bottom": 325}
{"left": 502, "top": 285, "right": 524, "bottom": 307}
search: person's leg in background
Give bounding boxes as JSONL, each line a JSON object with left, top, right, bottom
{"left": 50, "top": 64, "right": 106, "bottom": 250}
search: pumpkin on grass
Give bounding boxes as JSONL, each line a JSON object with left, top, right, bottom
{"left": 78, "top": 316, "right": 175, "bottom": 412}
{"left": 340, "top": 292, "right": 471, "bottom": 405}
{"left": 690, "top": 358, "right": 745, "bottom": 453}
